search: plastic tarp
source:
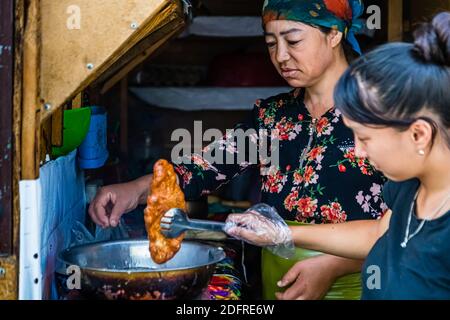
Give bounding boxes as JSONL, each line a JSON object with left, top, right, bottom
{"left": 38, "top": 150, "right": 86, "bottom": 299}
{"left": 130, "top": 87, "right": 291, "bottom": 111}
{"left": 179, "top": 16, "right": 375, "bottom": 38}
{"left": 19, "top": 151, "right": 86, "bottom": 299}
{"left": 179, "top": 16, "right": 263, "bottom": 38}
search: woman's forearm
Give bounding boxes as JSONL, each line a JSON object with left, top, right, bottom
{"left": 324, "top": 255, "right": 364, "bottom": 278}
{"left": 135, "top": 174, "right": 153, "bottom": 204}
{"left": 290, "top": 219, "right": 380, "bottom": 260}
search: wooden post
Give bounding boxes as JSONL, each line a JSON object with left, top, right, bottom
{"left": 21, "top": 0, "right": 41, "bottom": 180}
{"left": 388, "top": 0, "right": 404, "bottom": 41}
{"left": 12, "top": 0, "right": 25, "bottom": 261}
{"left": 0, "top": 0, "right": 14, "bottom": 254}
{"left": 0, "top": 0, "right": 18, "bottom": 300}
{"left": 72, "top": 92, "right": 83, "bottom": 109}
{"left": 41, "top": 116, "right": 52, "bottom": 163}
{"left": 51, "top": 108, "right": 64, "bottom": 148}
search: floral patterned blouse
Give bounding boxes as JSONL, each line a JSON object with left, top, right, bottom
{"left": 174, "top": 88, "right": 387, "bottom": 223}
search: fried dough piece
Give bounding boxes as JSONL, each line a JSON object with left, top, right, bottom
{"left": 144, "top": 159, "right": 186, "bottom": 264}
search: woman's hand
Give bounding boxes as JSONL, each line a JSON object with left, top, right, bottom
{"left": 225, "top": 211, "right": 289, "bottom": 246}
{"left": 224, "top": 204, "right": 295, "bottom": 259}
{"left": 225, "top": 204, "right": 293, "bottom": 247}
{"left": 275, "top": 255, "right": 363, "bottom": 300}
{"left": 88, "top": 175, "right": 151, "bottom": 228}
{"left": 275, "top": 255, "right": 335, "bottom": 300}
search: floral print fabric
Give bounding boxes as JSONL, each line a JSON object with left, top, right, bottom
{"left": 174, "top": 88, "right": 386, "bottom": 223}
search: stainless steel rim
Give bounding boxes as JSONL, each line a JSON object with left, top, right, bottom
{"left": 58, "top": 239, "right": 226, "bottom": 273}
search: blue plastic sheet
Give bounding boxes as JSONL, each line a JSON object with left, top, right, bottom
{"left": 39, "top": 150, "right": 86, "bottom": 299}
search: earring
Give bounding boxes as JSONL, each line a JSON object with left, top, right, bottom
{"left": 418, "top": 150, "right": 425, "bottom": 156}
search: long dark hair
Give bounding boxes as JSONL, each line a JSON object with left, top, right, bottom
{"left": 334, "top": 12, "right": 450, "bottom": 147}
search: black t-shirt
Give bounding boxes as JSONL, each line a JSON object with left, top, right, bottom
{"left": 362, "top": 179, "right": 450, "bottom": 299}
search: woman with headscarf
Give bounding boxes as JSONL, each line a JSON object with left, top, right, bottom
{"left": 89, "top": 0, "right": 385, "bottom": 299}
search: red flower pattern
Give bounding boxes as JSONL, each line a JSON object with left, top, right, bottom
{"left": 284, "top": 190, "right": 299, "bottom": 211}
{"left": 320, "top": 202, "right": 348, "bottom": 223}
{"left": 275, "top": 117, "right": 296, "bottom": 141}
{"left": 303, "top": 165, "right": 318, "bottom": 185}
{"left": 293, "top": 171, "right": 303, "bottom": 185}
{"left": 262, "top": 167, "right": 287, "bottom": 194}
{"left": 174, "top": 165, "right": 193, "bottom": 186}
{"left": 308, "top": 146, "right": 325, "bottom": 161}
{"left": 315, "top": 117, "right": 333, "bottom": 136}
{"left": 339, "top": 148, "right": 374, "bottom": 176}
{"left": 259, "top": 108, "right": 266, "bottom": 120}
{"left": 296, "top": 197, "right": 318, "bottom": 220}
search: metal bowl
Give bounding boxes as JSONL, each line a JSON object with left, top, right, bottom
{"left": 59, "top": 239, "right": 225, "bottom": 300}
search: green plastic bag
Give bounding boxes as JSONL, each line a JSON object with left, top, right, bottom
{"left": 261, "top": 220, "right": 362, "bottom": 300}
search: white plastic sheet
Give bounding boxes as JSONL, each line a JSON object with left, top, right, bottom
{"left": 130, "top": 87, "right": 291, "bottom": 111}
{"left": 179, "top": 16, "right": 263, "bottom": 38}
{"left": 179, "top": 16, "right": 374, "bottom": 38}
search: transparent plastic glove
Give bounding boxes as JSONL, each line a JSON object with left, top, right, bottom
{"left": 224, "top": 203, "right": 295, "bottom": 259}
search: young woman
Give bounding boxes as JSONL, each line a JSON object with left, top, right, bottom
{"left": 226, "top": 12, "right": 450, "bottom": 299}
{"left": 89, "top": 0, "right": 385, "bottom": 299}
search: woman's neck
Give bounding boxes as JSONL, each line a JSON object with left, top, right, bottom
{"left": 304, "top": 57, "right": 348, "bottom": 119}
{"left": 419, "top": 147, "right": 450, "bottom": 193}
{"left": 416, "top": 147, "right": 450, "bottom": 219}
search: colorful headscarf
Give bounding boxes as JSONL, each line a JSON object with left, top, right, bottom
{"left": 262, "top": 0, "right": 364, "bottom": 55}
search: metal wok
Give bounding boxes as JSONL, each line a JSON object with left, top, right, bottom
{"left": 58, "top": 239, "right": 225, "bottom": 300}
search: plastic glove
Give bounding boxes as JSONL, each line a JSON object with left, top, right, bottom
{"left": 224, "top": 203, "right": 295, "bottom": 259}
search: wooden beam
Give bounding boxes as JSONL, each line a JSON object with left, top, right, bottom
{"left": 21, "top": 0, "right": 41, "bottom": 180}
{"left": 100, "top": 18, "right": 184, "bottom": 94}
{"left": 0, "top": 0, "right": 21, "bottom": 301}
{"left": 72, "top": 92, "right": 83, "bottom": 109}
{"left": 388, "top": 0, "right": 404, "bottom": 41}
{"left": 13, "top": 0, "right": 25, "bottom": 260}
{"left": 51, "top": 107, "right": 64, "bottom": 147}
{"left": 39, "top": 0, "right": 184, "bottom": 121}
{"left": 40, "top": 116, "right": 52, "bottom": 163}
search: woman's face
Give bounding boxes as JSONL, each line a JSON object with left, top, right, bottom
{"left": 264, "top": 20, "right": 339, "bottom": 88}
{"left": 342, "top": 116, "right": 422, "bottom": 181}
